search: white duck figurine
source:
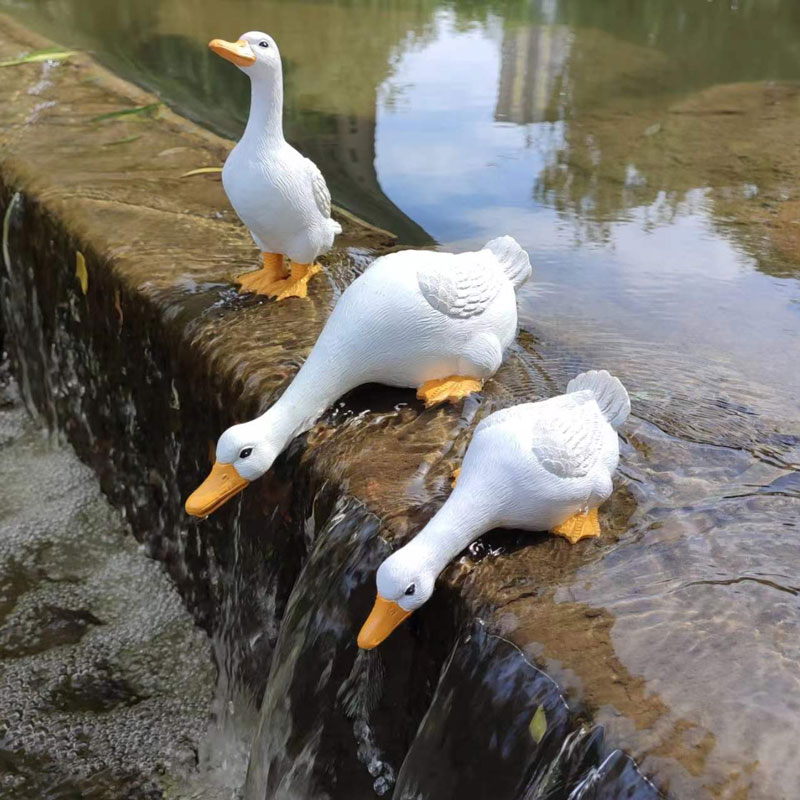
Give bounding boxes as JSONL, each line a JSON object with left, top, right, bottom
{"left": 209, "top": 31, "right": 341, "bottom": 299}
{"left": 357, "top": 370, "right": 630, "bottom": 649}
{"left": 185, "top": 236, "right": 532, "bottom": 517}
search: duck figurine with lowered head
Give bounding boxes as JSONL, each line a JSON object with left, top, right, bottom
{"left": 357, "top": 370, "right": 630, "bottom": 649}
{"left": 185, "top": 236, "right": 532, "bottom": 517}
{"left": 209, "top": 31, "right": 341, "bottom": 299}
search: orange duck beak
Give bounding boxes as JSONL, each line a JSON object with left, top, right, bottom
{"left": 185, "top": 461, "right": 249, "bottom": 517}
{"left": 357, "top": 595, "right": 412, "bottom": 649}
{"left": 208, "top": 38, "right": 256, "bottom": 67}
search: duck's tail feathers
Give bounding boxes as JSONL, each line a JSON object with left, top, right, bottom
{"left": 567, "top": 370, "right": 630, "bottom": 430}
{"left": 484, "top": 236, "right": 532, "bottom": 291}
{"left": 330, "top": 219, "right": 343, "bottom": 236}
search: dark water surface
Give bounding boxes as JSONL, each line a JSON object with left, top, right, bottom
{"left": 2, "top": 1, "right": 800, "bottom": 799}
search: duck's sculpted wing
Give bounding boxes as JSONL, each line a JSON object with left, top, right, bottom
{"left": 305, "top": 157, "right": 332, "bottom": 219}
{"left": 530, "top": 399, "right": 604, "bottom": 479}
{"left": 418, "top": 256, "right": 500, "bottom": 319}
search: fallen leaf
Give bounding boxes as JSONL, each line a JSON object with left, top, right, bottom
{"left": 181, "top": 167, "right": 223, "bottom": 178}
{"left": 529, "top": 704, "right": 547, "bottom": 743}
{"left": 0, "top": 48, "right": 77, "bottom": 68}
{"left": 75, "top": 251, "right": 88, "bottom": 295}
{"left": 91, "top": 104, "right": 160, "bottom": 123}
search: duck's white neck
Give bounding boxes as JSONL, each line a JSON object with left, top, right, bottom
{"left": 242, "top": 68, "right": 285, "bottom": 148}
{"left": 409, "top": 485, "right": 500, "bottom": 577}
{"left": 251, "top": 342, "right": 361, "bottom": 456}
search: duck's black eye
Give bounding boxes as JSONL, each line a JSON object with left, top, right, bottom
{"left": 239, "top": 447, "right": 253, "bottom": 459}
{"left": 258, "top": 40, "right": 269, "bottom": 48}
{"left": 404, "top": 584, "right": 416, "bottom": 597}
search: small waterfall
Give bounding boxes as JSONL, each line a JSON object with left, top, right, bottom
{"left": 243, "top": 498, "right": 393, "bottom": 800}
{"left": 196, "top": 503, "right": 260, "bottom": 797}
{"left": 2, "top": 191, "right": 58, "bottom": 433}
{"left": 338, "top": 651, "right": 395, "bottom": 795}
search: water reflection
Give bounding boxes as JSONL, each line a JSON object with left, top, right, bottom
{"left": 7, "top": 0, "right": 800, "bottom": 254}
{"left": 495, "top": 17, "right": 570, "bottom": 125}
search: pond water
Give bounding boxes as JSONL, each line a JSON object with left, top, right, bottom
{"left": 2, "top": 1, "right": 800, "bottom": 799}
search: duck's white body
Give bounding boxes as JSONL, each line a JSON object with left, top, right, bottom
{"left": 257, "top": 235, "right": 532, "bottom": 449}
{"left": 357, "top": 371, "right": 630, "bottom": 648}
{"left": 306, "top": 238, "right": 529, "bottom": 390}
{"left": 223, "top": 128, "right": 340, "bottom": 264}
{"left": 428, "top": 370, "right": 629, "bottom": 542}
{"left": 184, "top": 236, "right": 532, "bottom": 518}
{"left": 217, "top": 31, "right": 341, "bottom": 265}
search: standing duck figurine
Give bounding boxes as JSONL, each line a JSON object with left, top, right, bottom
{"left": 209, "top": 31, "right": 341, "bottom": 299}
{"left": 185, "top": 236, "right": 532, "bottom": 517}
{"left": 357, "top": 370, "right": 630, "bottom": 649}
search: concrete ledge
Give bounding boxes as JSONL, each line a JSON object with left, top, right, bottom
{"left": 0, "top": 16, "right": 660, "bottom": 800}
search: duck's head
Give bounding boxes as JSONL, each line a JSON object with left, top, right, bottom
{"left": 357, "top": 547, "right": 435, "bottom": 649}
{"left": 185, "top": 418, "right": 279, "bottom": 518}
{"left": 208, "top": 31, "right": 280, "bottom": 77}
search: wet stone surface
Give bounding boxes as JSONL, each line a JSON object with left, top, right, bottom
{"left": 0, "top": 365, "right": 214, "bottom": 798}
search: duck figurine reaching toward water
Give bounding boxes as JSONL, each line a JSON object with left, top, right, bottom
{"left": 357, "top": 370, "right": 630, "bottom": 649}
{"left": 185, "top": 236, "right": 532, "bottom": 517}
{"left": 209, "top": 31, "right": 341, "bottom": 299}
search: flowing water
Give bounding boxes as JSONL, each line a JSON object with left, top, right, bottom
{"left": 1, "top": 1, "right": 800, "bottom": 799}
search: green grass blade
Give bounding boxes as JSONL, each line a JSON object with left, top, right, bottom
{"left": 0, "top": 48, "right": 77, "bottom": 68}
{"left": 91, "top": 103, "right": 160, "bottom": 123}
{"left": 102, "top": 135, "right": 143, "bottom": 147}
